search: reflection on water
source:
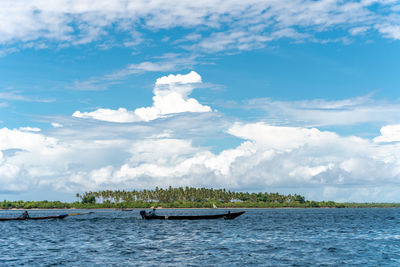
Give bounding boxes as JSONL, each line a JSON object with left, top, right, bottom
{"left": 1, "top": 208, "right": 400, "bottom": 266}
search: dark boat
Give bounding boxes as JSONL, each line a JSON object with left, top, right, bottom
{"left": 0, "top": 214, "right": 68, "bottom": 221}
{"left": 120, "top": 208, "right": 133, "bottom": 211}
{"left": 140, "top": 210, "right": 245, "bottom": 220}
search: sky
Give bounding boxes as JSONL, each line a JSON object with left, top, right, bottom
{"left": 1, "top": 0, "right": 400, "bottom": 202}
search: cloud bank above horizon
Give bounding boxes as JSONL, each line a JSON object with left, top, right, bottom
{"left": 2, "top": 71, "right": 400, "bottom": 202}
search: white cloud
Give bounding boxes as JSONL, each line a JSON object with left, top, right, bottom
{"left": 194, "top": 31, "right": 273, "bottom": 52}
{"left": 247, "top": 94, "right": 400, "bottom": 127}
{"left": 65, "top": 122, "right": 400, "bottom": 202}
{"left": 228, "top": 122, "right": 334, "bottom": 151}
{"left": 70, "top": 54, "right": 197, "bottom": 90}
{"left": 0, "top": 127, "right": 57, "bottom": 152}
{"left": 0, "top": 0, "right": 399, "bottom": 53}
{"left": 374, "top": 124, "right": 400, "bottom": 142}
{"left": 155, "top": 70, "right": 201, "bottom": 85}
{"left": 349, "top": 26, "right": 370, "bottom": 35}
{"left": 377, "top": 24, "right": 400, "bottom": 40}
{"left": 51, "top": 122, "right": 63, "bottom": 128}
{"left": 0, "top": 90, "right": 55, "bottom": 103}
{"left": 73, "top": 108, "right": 138, "bottom": 123}
{"left": 19, "top": 127, "right": 41, "bottom": 132}
{"left": 0, "top": 47, "right": 19, "bottom": 57}
{"left": 73, "top": 71, "right": 212, "bottom": 122}
{"left": 4, "top": 116, "right": 400, "bottom": 202}
{"left": 134, "top": 71, "right": 211, "bottom": 121}
{"left": 289, "top": 164, "right": 334, "bottom": 180}
{"left": 0, "top": 127, "right": 66, "bottom": 192}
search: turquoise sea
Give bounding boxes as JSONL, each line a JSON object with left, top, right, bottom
{"left": 1, "top": 208, "right": 399, "bottom": 266}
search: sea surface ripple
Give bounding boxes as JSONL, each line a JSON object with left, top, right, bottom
{"left": 1, "top": 208, "right": 400, "bottom": 266}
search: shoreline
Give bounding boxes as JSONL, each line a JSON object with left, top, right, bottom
{"left": 2, "top": 206, "right": 400, "bottom": 211}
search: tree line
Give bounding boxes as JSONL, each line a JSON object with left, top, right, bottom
{"left": 2, "top": 187, "right": 400, "bottom": 209}
{"left": 77, "top": 186, "right": 307, "bottom": 205}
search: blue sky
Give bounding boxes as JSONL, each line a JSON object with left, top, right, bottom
{"left": 1, "top": 0, "right": 400, "bottom": 202}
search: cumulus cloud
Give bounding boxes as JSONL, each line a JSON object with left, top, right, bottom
{"left": 73, "top": 71, "right": 212, "bottom": 122}
{"left": 374, "top": 124, "right": 400, "bottom": 143}
{"left": 133, "top": 71, "right": 212, "bottom": 121}
{"left": 3, "top": 115, "right": 400, "bottom": 202}
{"left": 0, "top": 125, "right": 136, "bottom": 192}
{"left": 62, "top": 122, "right": 400, "bottom": 202}
{"left": 155, "top": 71, "right": 201, "bottom": 85}
{"left": 0, "top": 128, "right": 64, "bottom": 192}
{"left": 73, "top": 108, "right": 137, "bottom": 123}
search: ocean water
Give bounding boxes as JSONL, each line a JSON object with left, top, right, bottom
{"left": 0, "top": 208, "right": 399, "bottom": 266}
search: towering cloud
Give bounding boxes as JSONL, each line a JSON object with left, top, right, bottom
{"left": 73, "top": 71, "right": 211, "bottom": 122}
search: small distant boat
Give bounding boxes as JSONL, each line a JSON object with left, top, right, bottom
{"left": 120, "top": 208, "right": 133, "bottom": 211}
{"left": 0, "top": 211, "right": 93, "bottom": 221}
{"left": 140, "top": 210, "right": 245, "bottom": 220}
{"left": 0, "top": 214, "right": 68, "bottom": 221}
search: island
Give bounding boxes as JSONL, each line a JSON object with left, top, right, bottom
{"left": 1, "top": 187, "right": 400, "bottom": 209}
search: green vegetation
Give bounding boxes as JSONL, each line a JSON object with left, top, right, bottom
{"left": 2, "top": 187, "right": 400, "bottom": 209}
{"left": 78, "top": 187, "right": 307, "bottom": 205}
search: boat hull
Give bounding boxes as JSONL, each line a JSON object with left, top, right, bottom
{"left": 140, "top": 210, "right": 245, "bottom": 220}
